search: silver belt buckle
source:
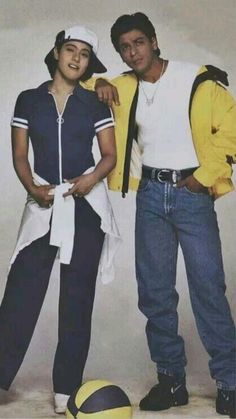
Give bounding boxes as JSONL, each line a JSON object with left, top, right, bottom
{"left": 172, "top": 170, "right": 177, "bottom": 184}
{"left": 172, "top": 170, "right": 181, "bottom": 186}
{"left": 157, "top": 169, "right": 170, "bottom": 183}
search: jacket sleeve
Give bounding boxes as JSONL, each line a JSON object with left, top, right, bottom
{"left": 193, "top": 82, "right": 236, "bottom": 186}
{"left": 80, "top": 77, "right": 97, "bottom": 91}
{"left": 80, "top": 76, "right": 109, "bottom": 91}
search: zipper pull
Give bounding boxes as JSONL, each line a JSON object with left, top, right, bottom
{"left": 57, "top": 116, "right": 64, "bottom": 124}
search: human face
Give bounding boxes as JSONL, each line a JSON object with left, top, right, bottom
{"left": 118, "top": 29, "right": 158, "bottom": 76}
{"left": 54, "top": 40, "right": 91, "bottom": 82}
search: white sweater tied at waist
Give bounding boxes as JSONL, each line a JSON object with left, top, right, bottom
{"left": 10, "top": 168, "right": 121, "bottom": 284}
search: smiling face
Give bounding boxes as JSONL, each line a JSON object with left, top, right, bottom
{"left": 118, "top": 29, "right": 158, "bottom": 76}
{"left": 54, "top": 40, "right": 91, "bottom": 82}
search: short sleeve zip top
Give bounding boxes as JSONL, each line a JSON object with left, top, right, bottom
{"left": 11, "top": 81, "right": 114, "bottom": 184}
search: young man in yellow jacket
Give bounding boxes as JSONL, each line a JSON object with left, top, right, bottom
{"left": 86, "top": 12, "right": 236, "bottom": 417}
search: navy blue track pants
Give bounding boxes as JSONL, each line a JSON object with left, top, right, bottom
{"left": 0, "top": 198, "right": 104, "bottom": 394}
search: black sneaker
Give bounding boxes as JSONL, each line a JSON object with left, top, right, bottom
{"left": 216, "top": 389, "right": 236, "bottom": 418}
{"left": 139, "top": 373, "right": 189, "bottom": 411}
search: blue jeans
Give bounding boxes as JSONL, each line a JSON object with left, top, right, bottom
{"left": 135, "top": 178, "right": 236, "bottom": 390}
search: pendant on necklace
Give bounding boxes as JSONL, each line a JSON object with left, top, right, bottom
{"left": 140, "top": 60, "right": 166, "bottom": 107}
{"left": 146, "top": 97, "right": 154, "bottom": 106}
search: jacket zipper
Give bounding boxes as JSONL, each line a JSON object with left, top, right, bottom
{"left": 49, "top": 92, "right": 72, "bottom": 184}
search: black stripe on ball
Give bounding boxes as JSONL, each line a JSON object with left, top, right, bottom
{"left": 67, "top": 390, "right": 79, "bottom": 418}
{"left": 79, "top": 385, "right": 131, "bottom": 413}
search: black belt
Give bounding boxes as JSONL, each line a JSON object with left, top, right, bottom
{"left": 142, "top": 166, "right": 198, "bottom": 184}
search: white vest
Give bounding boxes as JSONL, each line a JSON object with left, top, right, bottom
{"left": 136, "top": 60, "right": 200, "bottom": 169}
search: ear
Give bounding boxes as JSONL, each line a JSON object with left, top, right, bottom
{"left": 53, "top": 47, "right": 59, "bottom": 60}
{"left": 151, "top": 36, "right": 158, "bottom": 50}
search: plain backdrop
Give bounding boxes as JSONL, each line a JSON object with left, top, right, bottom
{"left": 0, "top": 0, "right": 235, "bottom": 396}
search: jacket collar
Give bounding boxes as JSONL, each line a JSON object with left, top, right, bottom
{"left": 37, "top": 81, "right": 95, "bottom": 105}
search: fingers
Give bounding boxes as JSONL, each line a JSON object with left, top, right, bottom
{"left": 39, "top": 184, "right": 56, "bottom": 196}
{"left": 176, "top": 175, "right": 192, "bottom": 188}
{"left": 176, "top": 176, "right": 207, "bottom": 193}
{"left": 38, "top": 197, "right": 53, "bottom": 208}
{"left": 63, "top": 178, "right": 79, "bottom": 197}
{"left": 63, "top": 183, "right": 89, "bottom": 198}
{"left": 63, "top": 184, "right": 77, "bottom": 198}
{"left": 37, "top": 182, "right": 85, "bottom": 201}
{"left": 44, "top": 194, "right": 54, "bottom": 207}
{"left": 97, "top": 87, "right": 120, "bottom": 106}
{"left": 106, "top": 90, "right": 114, "bottom": 107}
{"left": 105, "top": 87, "right": 119, "bottom": 107}
{"left": 176, "top": 179, "right": 186, "bottom": 188}
{"left": 42, "top": 186, "right": 55, "bottom": 204}
{"left": 95, "top": 79, "right": 120, "bottom": 106}
{"left": 97, "top": 89, "right": 105, "bottom": 103}
{"left": 97, "top": 88, "right": 111, "bottom": 105}
{"left": 31, "top": 185, "right": 53, "bottom": 207}
{"left": 112, "top": 87, "right": 120, "bottom": 106}
{"left": 48, "top": 188, "right": 55, "bottom": 196}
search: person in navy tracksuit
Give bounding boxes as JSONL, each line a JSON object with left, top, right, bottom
{"left": 0, "top": 25, "right": 116, "bottom": 413}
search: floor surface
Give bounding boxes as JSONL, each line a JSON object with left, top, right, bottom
{"left": 0, "top": 381, "right": 223, "bottom": 419}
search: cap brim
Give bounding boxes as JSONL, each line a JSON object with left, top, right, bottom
{"left": 89, "top": 50, "right": 107, "bottom": 73}
{"left": 44, "top": 48, "right": 106, "bottom": 74}
{"left": 44, "top": 48, "right": 54, "bottom": 66}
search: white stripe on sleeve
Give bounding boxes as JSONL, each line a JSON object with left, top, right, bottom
{"left": 95, "top": 122, "right": 115, "bottom": 133}
{"left": 94, "top": 117, "right": 113, "bottom": 128}
{"left": 11, "top": 122, "right": 29, "bottom": 129}
{"left": 11, "top": 117, "right": 28, "bottom": 129}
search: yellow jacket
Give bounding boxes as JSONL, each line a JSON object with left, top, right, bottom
{"left": 83, "top": 65, "right": 236, "bottom": 199}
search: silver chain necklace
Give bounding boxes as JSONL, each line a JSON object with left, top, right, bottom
{"left": 139, "top": 60, "right": 165, "bottom": 106}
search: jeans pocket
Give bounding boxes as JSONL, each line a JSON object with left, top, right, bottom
{"left": 183, "top": 186, "right": 209, "bottom": 196}
{"left": 138, "top": 177, "right": 151, "bottom": 192}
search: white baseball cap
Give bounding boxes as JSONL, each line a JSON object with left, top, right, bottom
{"left": 45, "top": 25, "right": 107, "bottom": 74}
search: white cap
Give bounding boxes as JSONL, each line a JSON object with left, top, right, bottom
{"left": 64, "top": 26, "right": 99, "bottom": 54}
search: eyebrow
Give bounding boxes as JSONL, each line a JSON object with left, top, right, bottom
{"left": 65, "top": 43, "right": 90, "bottom": 52}
{"left": 134, "top": 36, "right": 146, "bottom": 41}
{"left": 120, "top": 36, "right": 146, "bottom": 46}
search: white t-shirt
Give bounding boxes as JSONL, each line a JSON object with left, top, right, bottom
{"left": 136, "top": 60, "right": 200, "bottom": 169}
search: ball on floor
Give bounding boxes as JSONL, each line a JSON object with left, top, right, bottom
{"left": 66, "top": 379, "right": 132, "bottom": 418}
